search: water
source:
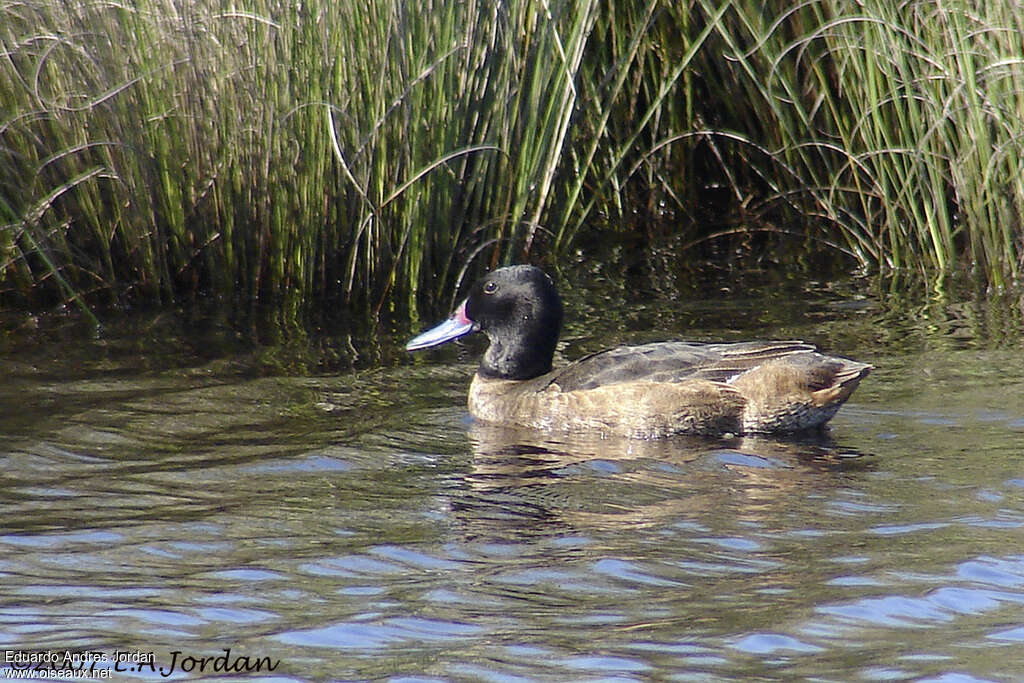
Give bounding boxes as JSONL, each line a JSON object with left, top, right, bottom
{"left": 2, "top": 268, "right": 1023, "bottom": 681}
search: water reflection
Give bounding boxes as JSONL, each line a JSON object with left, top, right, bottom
{"left": 457, "top": 423, "right": 873, "bottom": 539}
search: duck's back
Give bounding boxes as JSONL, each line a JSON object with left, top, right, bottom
{"left": 545, "top": 340, "right": 819, "bottom": 391}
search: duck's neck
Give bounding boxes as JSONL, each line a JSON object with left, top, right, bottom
{"left": 478, "top": 329, "right": 555, "bottom": 381}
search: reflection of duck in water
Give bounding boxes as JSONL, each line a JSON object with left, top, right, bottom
{"left": 408, "top": 265, "right": 871, "bottom": 438}
{"left": 454, "top": 422, "right": 872, "bottom": 539}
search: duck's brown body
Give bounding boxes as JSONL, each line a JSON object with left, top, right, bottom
{"left": 468, "top": 341, "right": 870, "bottom": 438}
{"left": 469, "top": 374, "right": 745, "bottom": 438}
{"left": 407, "top": 266, "right": 871, "bottom": 439}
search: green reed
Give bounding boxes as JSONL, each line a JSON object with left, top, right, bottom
{"left": 0, "top": 0, "right": 651, "bottom": 317}
{"left": 695, "top": 0, "right": 1024, "bottom": 286}
{"left": 1, "top": 0, "right": 1021, "bottom": 324}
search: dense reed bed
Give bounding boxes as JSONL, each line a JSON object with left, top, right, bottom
{"left": 1, "top": 0, "right": 1021, "bottom": 322}
{"left": 700, "top": 0, "right": 1024, "bottom": 288}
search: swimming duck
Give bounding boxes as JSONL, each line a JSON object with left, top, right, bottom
{"left": 407, "top": 265, "right": 871, "bottom": 438}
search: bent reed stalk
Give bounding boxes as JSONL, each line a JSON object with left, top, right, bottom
{"left": 1, "top": 0, "right": 1021, "bottom": 324}
{"left": 694, "top": 0, "right": 1024, "bottom": 286}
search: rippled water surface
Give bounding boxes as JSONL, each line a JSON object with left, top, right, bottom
{"left": 2, "top": 269, "right": 1023, "bottom": 681}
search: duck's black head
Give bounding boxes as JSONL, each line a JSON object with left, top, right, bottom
{"left": 406, "top": 265, "right": 563, "bottom": 380}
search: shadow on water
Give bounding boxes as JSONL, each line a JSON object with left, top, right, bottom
{"left": 1, "top": 264, "right": 1024, "bottom": 680}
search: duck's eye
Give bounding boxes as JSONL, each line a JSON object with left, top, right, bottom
{"left": 483, "top": 281, "right": 498, "bottom": 295}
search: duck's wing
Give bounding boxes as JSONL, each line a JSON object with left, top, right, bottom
{"left": 546, "top": 341, "right": 818, "bottom": 392}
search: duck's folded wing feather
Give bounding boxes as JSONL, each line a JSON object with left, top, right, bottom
{"left": 546, "top": 341, "right": 818, "bottom": 392}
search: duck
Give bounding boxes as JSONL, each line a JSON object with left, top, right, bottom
{"left": 406, "top": 265, "right": 871, "bottom": 439}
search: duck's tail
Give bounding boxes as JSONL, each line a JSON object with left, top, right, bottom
{"left": 731, "top": 354, "right": 872, "bottom": 433}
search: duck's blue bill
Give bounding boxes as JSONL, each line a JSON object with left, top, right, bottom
{"left": 406, "top": 303, "right": 475, "bottom": 351}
